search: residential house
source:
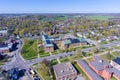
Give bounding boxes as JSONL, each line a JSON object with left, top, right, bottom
{"left": 0, "top": 43, "right": 10, "bottom": 53}
{"left": 0, "top": 29, "right": 7, "bottom": 36}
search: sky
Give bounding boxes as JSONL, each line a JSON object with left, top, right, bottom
{"left": 0, "top": 0, "right": 120, "bottom": 13}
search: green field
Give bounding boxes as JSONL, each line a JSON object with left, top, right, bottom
{"left": 86, "top": 16, "right": 114, "bottom": 20}
{"left": 34, "top": 63, "right": 51, "bottom": 80}
{"left": 21, "top": 39, "right": 38, "bottom": 60}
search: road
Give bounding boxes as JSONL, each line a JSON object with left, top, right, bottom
{"left": 1, "top": 40, "right": 33, "bottom": 80}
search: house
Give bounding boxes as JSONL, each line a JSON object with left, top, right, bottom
{"left": 89, "top": 56, "right": 120, "bottom": 80}
{"left": 0, "top": 29, "right": 7, "bottom": 36}
{"left": 77, "top": 60, "right": 103, "bottom": 80}
{"left": 111, "top": 57, "right": 120, "bottom": 71}
{"left": 53, "top": 62, "right": 77, "bottom": 80}
{"left": 0, "top": 43, "right": 10, "bottom": 53}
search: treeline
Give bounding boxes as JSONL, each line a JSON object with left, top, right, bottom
{"left": 0, "top": 15, "right": 119, "bottom": 37}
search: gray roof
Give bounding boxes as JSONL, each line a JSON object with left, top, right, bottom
{"left": 77, "top": 60, "right": 103, "bottom": 80}
{"left": 53, "top": 62, "right": 77, "bottom": 78}
{"left": 90, "top": 56, "right": 120, "bottom": 78}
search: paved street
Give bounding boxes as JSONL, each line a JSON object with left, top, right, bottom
{"left": 1, "top": 40, "right": 33, "bottom": 80}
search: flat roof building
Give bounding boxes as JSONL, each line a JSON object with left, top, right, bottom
{"left": 53, "top": 62, "right": 77, "bottom": 80}
{"left": 42, "top": 33, "right": 54, "bottom": 52}
{"left": 77, "top": 60, "right": 103, "bottom": 80}
{"left": 89, "top": 56, "right": 120, "bottom": 80}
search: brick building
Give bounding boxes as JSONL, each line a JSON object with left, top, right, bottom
{"left": 42, "top": 33, "right": 54, "bottom": 52}
{"left": 53, "top": 62, "right": 77, "bottom": 80}
{"left": 61, "top": 38, "right": 87, "bottom": 49}
{"left": 77, "top": 60, "right": 103, "bottom": 80}
{"left": 89, "top": 56, "right": 120, "bottom": 80}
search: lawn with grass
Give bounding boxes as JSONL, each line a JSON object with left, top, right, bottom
{"left": 69, "top": 53, "right": 83, "bottom": 62}
{"left": 39, "top": 48, "right": 50, "bottom": 57}
{"left": 21, "top": 39, "right": 38, "bottom": 60}
{"left": 83, "top": 52, "right": 93, "bottom": 57}
{"left": 86, "top": 15, "right": 114, "bottom": 20}
{"left": 85, "top": 57, "right": 94, "bottom": 63}
{"left": 110, "top": 77, "right": 117, "bottom": 80}
{"left": 34, "top": 63, "right": 51, "bottom": 80}
{"left": 51, "top": 59, "right": 58, "bottom": 65}
{"left": 100, "top": 53, "right": 115, "bottom": 62}
{"left": 59, "top": 57, "right": 69, "bottom": 63}
{"left": 112, "top": 51, "right": 120, "bottom": 57}
{"left": 51, "top": 50, "right": 58, "bottom": 55}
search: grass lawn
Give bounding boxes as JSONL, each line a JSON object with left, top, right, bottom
{"left": 21, "top": 40, "right": 38, "bottom": 60}
{"left": 86, "top": 15, "right": 114, "bottom": 20}
{"left": 100, "top": 53, "right": 115, "bottom": 62}
{"left": 51, "top": 50, "right": 58, "bottom": 55}
{"left": 113, "top": 46, "right": 120, "bottom": 49}
{"left": 69, "top": 54, "right": 83, "bottom": 62}
{"left": 39, "top": 47, "right": 50, "bottom": 57}
{"left": 34, "top": 63, "right": 51, "bottom": 80}
{"left": 0, "top": 62, "right": 4, "bottom": 66}
{"left": 110, "top": 77, "right": 117, "bottom": 80}
{"left": 51, "top": 59, "right": 58, "bottom": 65}
{"left": 72, "top": 62, "right": 89, "bottom": 80}
{"left": 85, "top": 57, "right": 94, "bottom": 63}
{"left": 39, "top": 52, "right": 50, "bottom": 57}
{"left": 83, "top": 52, "right": 93, "bottom": 57}
{"left": 112, "top": 51, "right": 120, "bottom": 57}
{"left": 59, "top": 57, "right": 69, "bottom": 63}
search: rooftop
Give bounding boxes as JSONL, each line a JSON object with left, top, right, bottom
{"left": 53, "top": 62, "right": 77, "bottom": 78}
{"left": 112, "top": 57, "right": 120, "bottom": 65}
{"left": 44, "top": 39, "right": 53, "bottom": 47}
{"left": 77, "top": 60, "right": 103, "bottom": 80}
{"left": 89, "top": 56, "right": 120, "bottom": 78}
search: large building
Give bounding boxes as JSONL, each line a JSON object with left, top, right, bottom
{"left": 42, "top": 33, "right": 54, "bottom": 52}
{"left": 42, "top": 32, "right": 88, "bottom": 52}
{"left": 61, "top": 33, "right": 87, "bottom": 49}
{"left": 62, "top": 38, "right": 87, "bottom": 49}
{"left": 53, "top": 62, "right": 77, "bottom": 80}
{"left": 77, "top": 60, "right": 103, "bottom": 80}
{"left": 89, "top": 56, "right": 120, "bottom": 80}
{"left": 111, "top": 57, "right": 120, "bottom": 71}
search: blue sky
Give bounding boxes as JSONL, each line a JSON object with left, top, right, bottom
{"left": 0, "top": 0, "right": 120, "bottom": 13}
